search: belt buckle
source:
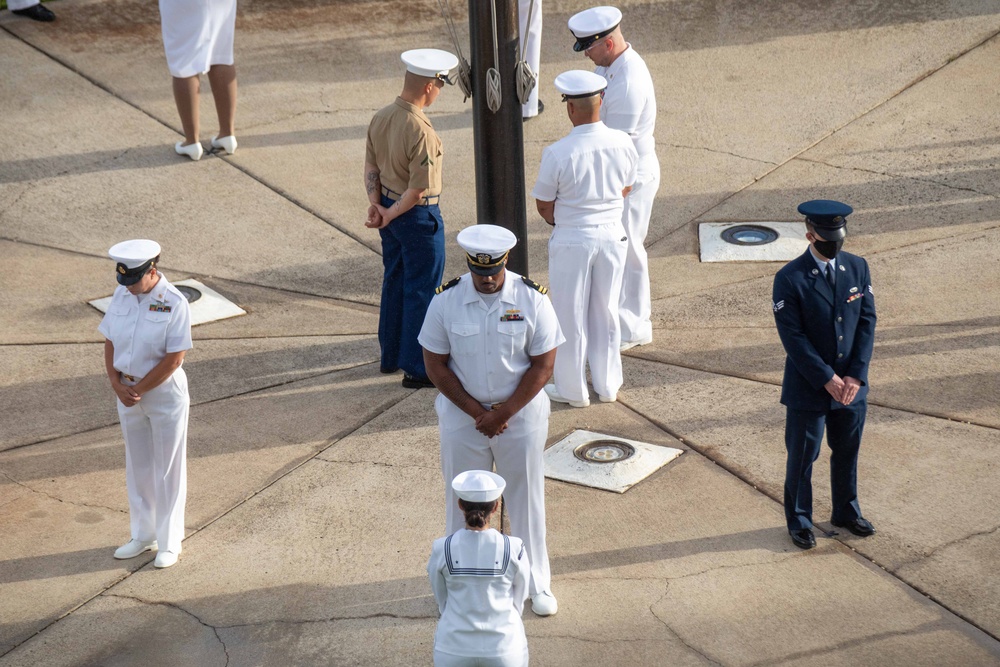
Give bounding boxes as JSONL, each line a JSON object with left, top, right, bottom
{"left": 490, "top": 403, "right": 503, "bottom": 410}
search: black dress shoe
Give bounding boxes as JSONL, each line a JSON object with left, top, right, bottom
{"left": 789, "top": 529, "right": 816, "bottom": 549}
{"left": 402, "top": 374, "right": 435, "bottom": 389}
{"left": 831, "top": 517, "right": 876, "bottom": 537}
{"left": 13, "top": 3, "right": 56, "bottom": 21}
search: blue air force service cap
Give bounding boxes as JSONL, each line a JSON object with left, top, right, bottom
{"left": 797, "top": 200, "right": 853, "bottom": 241}
{"left": 554, "top": 70, "right": 608, "bottom": 102}
{"left": 401, "top": 49, "right": 459, "bottom": 85}
{"left": 452, "top": 470, "right": 506, "bottom": 503}
{"left": 457, "top": 224, "right": 517, "bottom": 276}
{"left": 108, "top": 239, "right": 161, "bottom": 286}
{"left": 567, "top": 6, "right": 622, "bottom": 52}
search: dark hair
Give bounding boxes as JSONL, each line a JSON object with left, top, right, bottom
{"left": 458, "top": 499, "right": 498, "bottom": 529}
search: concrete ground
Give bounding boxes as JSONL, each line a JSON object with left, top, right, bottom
{"left": 1, "top": 0, "right": 999, "bottom": 664}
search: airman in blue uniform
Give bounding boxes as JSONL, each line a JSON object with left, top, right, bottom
{"left": 772, "top": 200, "right": 877, "bottom": 549}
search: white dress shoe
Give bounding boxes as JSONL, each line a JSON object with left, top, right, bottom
{"left": 620, "top": 334, "right": 653, "bottom": 351}
{"left": 154, "top": 550, "right": 180, "bottom": 568}
{"left": 114, "top": 539, "right": 157, "bottom": 560}
{"left": 175, "top": 141, "right": 203, "bottom": 161}
{"left": 599, "top": 393, "right": 617, "bottom": 403}
{"left": 531, "top": 591, "right": 558, "bottom": 616}
{"left": 211, "top": 134, "right": 238, "bottom": 155}
{"left": 544, "top": 384, "right": 589, "bottom": 408}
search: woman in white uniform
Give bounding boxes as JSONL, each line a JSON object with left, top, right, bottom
{"left": 99, "top": 240, "right": 192, "bottom": 569}
{"left": 428, "top": 471, "right": 530, "bottom": 667}
{"left": 160, "top": 0, "right": 239, "bottom": 160}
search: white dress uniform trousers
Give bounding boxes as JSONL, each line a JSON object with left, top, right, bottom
{"left": 531, "top": 121, "right": 638, "bottom": 402}
{"left": 518, "top": 0, "right": 542, "bottom": 118}
{"left": 428, "top": 529, "right": 530, "bottom": 666}
{"left": 548, "top": 224, "right": 626, "bottom": 400}
{"left": 159, "top": 0, "right": 236, "bottom": 78}
{"left": 6, "top": 0, "right": 40, "bottom": 11}
{"left": 597, "top": 46, "right": 659, "bottom": 344}
{"left": 419, "top": 272, "right": 565, "bottom": 596}
{"left": 98, "top": 274, "right": 192, "bottom": 554}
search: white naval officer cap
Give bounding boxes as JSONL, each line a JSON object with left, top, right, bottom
{"left": 567, "top": 6, "right": 623, "bottom": 52}
{"left": 452, "top": 470, "right": 506, "bottom": 503}
{"left": 401, "top": 48, "right": 460, "bottom": 84}
{"left": 108, "top": 239, "right": 161, "bottom": 286}
{"left": 456, "top": 224, "right": 517, "bottom": 276}
{"left": 554, "top": 70, "right": 609, "bottom": 102}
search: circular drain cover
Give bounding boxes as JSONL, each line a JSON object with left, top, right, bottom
{"left": 176, "top": 285, "right": 202, "bottom": 303}
{"left": 574, "top": 440, "right": 635, "bottom": 463}
{"left": 721, "top": 224, "right": 779, "bottom": 246}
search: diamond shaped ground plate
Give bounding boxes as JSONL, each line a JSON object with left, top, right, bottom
{"left": 699, "top": 221, "right": 807, "bottom": 262}
{"left": 89, "top": 278, "right": 246, "bottom": 326}
{"left": 544, "top": 429, "right": 683, "bottom": 493}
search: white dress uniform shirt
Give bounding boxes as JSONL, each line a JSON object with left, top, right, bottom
{"left": 532, "top": 121, "right": 637, "bottom": 402}
{"left": 419, "top": 271, "right": 564, "bottom": 598}
{"left": 99, "top": 275, "right": 193, "bottom": 377}
{"left": 98, "top": 273, "right": 192, "bottom": 554}
{"left": 596, "top": 45, "right": 656, "bottom": 159}
{"left": 532, "top": 121, "right": 638, "bottom": 227}
{"left": 428, "top": 529, "right": 529, "bottom": 665}
{"left": 419, "top": 272, "right": 564, "bottom": 405}
{"left": 596, "top": 44, "right": 660, "bottom": 345}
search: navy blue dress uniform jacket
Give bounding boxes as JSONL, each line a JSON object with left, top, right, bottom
{"left": 772, "top": 250, "right": 877, "bottom": 411}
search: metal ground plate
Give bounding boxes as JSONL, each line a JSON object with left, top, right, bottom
{"left": 89, "top": 278, "right": 246, "bottom": 326}
{"left": 544, "top": 429, "right": 683, "bottom": 494}
{"left": 699, "top": 221, "right": 807, "bottom": 262}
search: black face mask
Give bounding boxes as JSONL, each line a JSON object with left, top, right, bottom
{"left": 813, "top": 237, "right": 843, "bottom": 260}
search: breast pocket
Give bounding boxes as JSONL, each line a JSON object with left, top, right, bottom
{"left": 497, "top": 321, "right": 527, "bottom": 357}
{"left": 450, "top": 323, "right": 481, "bottom": 356}
{"left": 140, "top": 311, "right": 171, "bottom": 345}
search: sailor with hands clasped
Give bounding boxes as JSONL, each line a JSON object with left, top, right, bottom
{"left": 99, "top": 240, "right": 192, "bottom": 569}
{"left": 419, "top": 224, "right": 564, "bottom": 617}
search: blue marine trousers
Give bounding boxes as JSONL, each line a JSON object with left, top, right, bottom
{"left": 378, "top": 196, "right": 445, "bottom": 379}
{"left": 784, "top": 403, "right": 866, "bottom": 531}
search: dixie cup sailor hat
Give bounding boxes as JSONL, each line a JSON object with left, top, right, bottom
{"left": 108, "top": 239, "right": 161, "bottom": 286}
{"left": 452, "top": 470, "right": 507, "bottom": 503}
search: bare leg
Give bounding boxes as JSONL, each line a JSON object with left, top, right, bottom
{"left": 172, "top": 75, "right": 200, "bottom": 145}
{"left": 207, "top": 64, "right": 237, "bottom": 138}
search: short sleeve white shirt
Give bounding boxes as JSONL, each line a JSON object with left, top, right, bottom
{"left": 596, "top": 45, "right": 657, "bottom": 159}
{"left": 530, "top": 121, "right": 639, "bottom": 227}
{"left": 98, "top": 273, "right": 193, "bottom": 378}
{"left": 418, "top": 271, "right": 565, "bottom": 405}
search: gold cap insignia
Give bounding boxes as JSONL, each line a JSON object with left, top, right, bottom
{"left": 117, "top": 265, "right": 126, "bottom": 274}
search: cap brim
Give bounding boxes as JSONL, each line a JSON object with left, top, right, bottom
{"left": 468, "top": 260, "right": 506, "bottom": 277}
{"left": 814, "top": 225, "right": 847, "bottom": 242}
{"left": 117, "top": 271, "right": 145, "bottom": 286}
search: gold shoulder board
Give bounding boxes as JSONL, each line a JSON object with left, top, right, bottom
{"left": 521, "top": 276, "right": 548, "bottom": 294}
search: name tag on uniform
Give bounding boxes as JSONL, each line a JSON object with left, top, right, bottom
{"left": 500, "top": 309, "right": 524, "bottom": 322}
